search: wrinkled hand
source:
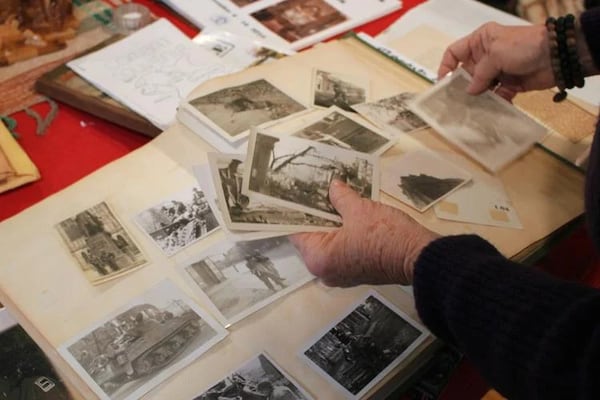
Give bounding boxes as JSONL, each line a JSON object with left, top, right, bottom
{"left": 289, "top": 180, "right": 439, "bottom": 287}
{"left": 438, "top": 22, "right": 555, "bottom": 100}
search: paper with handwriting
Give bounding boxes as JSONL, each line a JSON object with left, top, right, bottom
{"left": 68, "top": 19, "right": 236, "bottom": 130}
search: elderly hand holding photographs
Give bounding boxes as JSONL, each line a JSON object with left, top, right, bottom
{"left": 289, "top": 180, "right": 439, "bottom": 287}
{"left": 438, "top": 23, "right": 556, "bottom": 100}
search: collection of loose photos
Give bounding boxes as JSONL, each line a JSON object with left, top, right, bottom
{"left": 51, "top": 65, "right": 547, "bottom": 399}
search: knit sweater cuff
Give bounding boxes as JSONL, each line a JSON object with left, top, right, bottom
{"left": 580, "top": 9, "right": 600, "bottom": 70}
{"left": 412, "top": 235, "right": 500, "bottom": 345}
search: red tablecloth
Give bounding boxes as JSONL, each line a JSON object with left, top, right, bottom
{"left": 0, "top": 0, "right": 425, "bottom": 222}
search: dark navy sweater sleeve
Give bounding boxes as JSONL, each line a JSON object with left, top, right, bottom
{"left": 413, "top": 8, "right": 600, "bottom": 400}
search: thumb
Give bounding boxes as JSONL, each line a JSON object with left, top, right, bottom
{"left": 329, "top": 180, "right": 361, "bottom": 217}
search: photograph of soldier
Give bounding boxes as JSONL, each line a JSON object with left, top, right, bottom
{"left": 302, "top": 293, "right": 427, "bottom": 398}
{"left": 246, "top": 132, "right": 377, "bottom": 221}
{"left": 188, "top": 79, "right": 306, "bottom": 140}
{"left": 312, "top": 70, "right": 368, "bottom": 112}
{"left": 134, "top": 186, "right": 219, "bottom": 256}
{"left": 291, "top": 109, "right": 391, "bottom": 155}
{"left": 181, "top": 237, "right": 313, "bottom": 325}
{"left": 352, "top": 93, "right": 428, "bottom": 136}
{"left": 194, "top": 353, "right": 312, "bottom": 400}
{"left": 55, "top": 202, "right": 147, "bottom": 284}
{"left": 60, "top": 282, "right": 227, "bottom": 400}
{"left": 209, "top": 153, "right": 339, "bottom": 231}
{"left": 250, "top": 0, "right": 347, "bottom": 43}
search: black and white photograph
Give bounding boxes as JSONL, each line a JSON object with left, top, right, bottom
{"left": 352, "top": 93, "right": 428, "bottom": 136}
{"left": 193, "top": 353, "right": 313, "bottom": 400}
{"left": 208, "top": 153, "right": 341, "bottom": 232}
{"left": 244, "top": 131, "right": 379, "bottom": 222}
{"left": 312, "top": 69, "right": 369, "bottom": 112}
{"left": 133, "top": 186, "right": 220, "bottom": 257}
{"left": 381, "top": 150, "right": 472, "bottom": 212}
{"left": 410, "top": 68, "right": 547, "bottom": 172}
{"left": 187, "top": 79, "right": 307, "bottom": 142}
{"left": 55, "top": 202, "right": 147, "bottom": 285}
{"left": 58, "top": 281, "right": 228, "bottom": 400}
{"left": 180, "top": 237, "right": 313, "bottom": 326}
{"left": 301, "top": 292, "right": 428, "bottom": 399}
{"left": 291, "top": 107, "right": 393, "bottom": 155}
{"left": 251, "top": 0, "right": 347, "bottom": 44}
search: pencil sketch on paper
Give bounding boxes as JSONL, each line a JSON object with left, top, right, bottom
{"left": 188, "top": 79, "right": 306, "bottom": 141}
{"left": 244, "top": 131, "right": 379, "bottom": 221}
{"left": 134, "top": 186, "right": 220, "bottom": 256}
{"left": 381, "top": 151, "right": 471, "bottom": 212}
{"left": 193, "top": 353, "right": 313, "bottom": 400}
{"left": 59, "top": 281, "right": 227, "bottom": 400}
{"left": 251, "top": 0, "right": 347, "bottom": 43}
{"left": 312, "top": 69, "right": 369, "bottom": 112}
{"left": 301, "top": 292, "right": 428, "bottom": 399}
{"left": 410, "top": 68, "right": 547, "bottom": 171}
{"left": 208, "top": 153, "right": 340, "bottom": 231}
{"left": 352, "top": 93, "right": 428, "bottom": 135}
{"left": 55, "top": 202, "right": 147, "bottom": 284}
{"left": 181, "top": 237, "right": 313, "bottom": 325}
{"left": 291, "top": 107, "right": 392, "bottom": 155}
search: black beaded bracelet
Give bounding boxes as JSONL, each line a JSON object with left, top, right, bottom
{"left": 546, "top": 14, "right": 586, "bottom": 102}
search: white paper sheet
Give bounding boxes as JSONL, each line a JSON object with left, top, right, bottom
{"left": 68, "top": 19, "right": 236, "bottom": 130}
{"left": 161, "top": 0, "right": 401, "bottom": 50}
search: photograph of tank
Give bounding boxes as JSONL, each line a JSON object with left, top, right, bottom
{"left": 244, "top": 131, "right": 379, "bottom": 222}
{"left": 301, "top": 292, "right": 428, "bottom": 399}
{"left": 134, "top": 186, "right": 220, "bottom": 257}
{"left": 290, "top": 107, "right": 392, "bottom": 155}
{"left": 312, "top": 70, "right": 369, "bottom": 112}
{"left": 380, "top": 150, "right": 471, "bottom": 212}
{"left": 410, "top": 68, "right": 547, "bottom": 172}
{"left": 208, "top": 153, "right": 340, "bottom": 232}
{"left": 180, "top": 237, "right": 313, "bottom": 326}
{"left": 59, "top": 281, "right": 227, "bottom": 400}
{"left": 194, "top": 353, "right": 313, "bottom": 400}
{"left": 352, "top": 93, "right": 428, "bottom": 136}
{"left": 188, "top": 79, "right": 306, "bottom": 142}
{"left": 55, "top": 202, "right": 147, "bottom": 285}
{"left": 250, "top": 0, "right": 347, "bottom": 43}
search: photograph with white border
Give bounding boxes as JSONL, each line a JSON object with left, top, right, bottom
{"left": 301, "top": 291, "right": 428, "bottom": 399}
{"left": 352, "top": 93, "right": 428, "bottom": 136}
{"left": 192, "top": 164, "right": 292, "bottom": 242}
{"left": 208, "top": 152, "right": 341, "bottom": 232}
{"left": 290, "top": 106, "right": 394, "bottom": 155}
{"left": 192, "top": 352, "right": 314, "bottom": 400}
{"left": 185, "top": 79, "right": 307, "bottom": 143}
{"left": 55, "top": 202, "right": 147, "bottom": 285}
{"left": 58, "top": 280, "right": 228, "bottom": 400}
{"left": 243, "top": 130, "right": 380, "bottom": 222}
{"left": 381, "top": 150, "right": 472, "bottom": 212}
{"left": 179, "top": 236, "right": 313, "bottom": 326}
{"left": 312, "top": 69, "right": 370, "bottom": 112}
{"left": 133, "top": 186, "right": 220, "bottom": 257}
{"left": 409, "top": 68, "right": 547, "bottom": 172}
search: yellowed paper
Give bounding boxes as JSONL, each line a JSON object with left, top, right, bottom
{"left": 0, "top": 121, "right": 40, "bottom": 193}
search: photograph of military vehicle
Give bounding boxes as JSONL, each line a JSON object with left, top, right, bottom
{"left": 61, "top": 282, "right": 227, "bottom": 400}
